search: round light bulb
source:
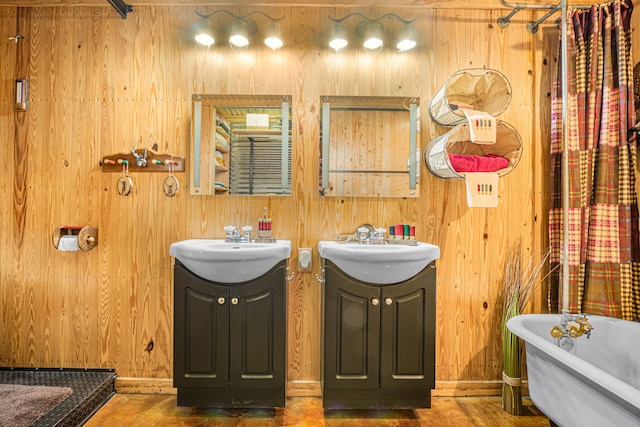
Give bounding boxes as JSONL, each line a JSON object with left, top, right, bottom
{"left": 265, "top": 36, "right": 283, "bottom": 50}
{"left": 397, "top": 38, "right": 416, "bottom": 52}
{"left": 329, "top": 37, "right": 348, "bottom": 51}
{"left": 195, "top": 33, "right": 214, "bottom": 47}
{"left": 230, "top": 34, "right": 249, "bottom": 48}
{"left": 363, "top": 37, "right": 383, "bottom": 51}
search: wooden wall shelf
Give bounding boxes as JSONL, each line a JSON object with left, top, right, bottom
{"left": 101, "top": 148, "right": 184, "bottom": 172}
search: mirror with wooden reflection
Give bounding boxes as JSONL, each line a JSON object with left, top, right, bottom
{"left": 319, "top": 95, "right": 420, "bottom": 198}
{"left": 190, "top": 94, "right": 292, "bottom": 196}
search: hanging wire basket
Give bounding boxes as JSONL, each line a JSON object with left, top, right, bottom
{"left": 428, "top": 68, "right": 513, "bottom": 126}
{"left": 424, "top": 120, "right": 523, "bottom": 179}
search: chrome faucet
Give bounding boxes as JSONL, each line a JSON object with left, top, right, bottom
{"left": 224, "top": 225, "right": 252, "bottom": 243}
{"left": 334, "top": 224, "right": 387, "bottom": 244}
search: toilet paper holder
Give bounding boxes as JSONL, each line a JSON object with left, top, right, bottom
{"left": 52, "top": 226, "right": 98, "bottom": 251}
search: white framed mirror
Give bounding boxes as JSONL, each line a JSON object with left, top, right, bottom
{"left": 190, "top": 94, "right": 292, "bottom": 196}
{"left": 319, "top": 95, "right": 420, "bottom": 198}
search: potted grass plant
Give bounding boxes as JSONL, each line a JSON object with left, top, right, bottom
{"left": 500, "top": 243, "right": 555, "bottom": 415}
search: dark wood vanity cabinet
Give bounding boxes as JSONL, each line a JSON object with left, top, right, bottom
{"left": 322, "top": 260, "right": 436, "bottom": 409}
{"left": 173, "top": 260, "right": 287, "bottom": 408}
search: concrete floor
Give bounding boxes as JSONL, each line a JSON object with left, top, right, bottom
{"left": 84, "top": 394, "right": 550, "bottom": 426}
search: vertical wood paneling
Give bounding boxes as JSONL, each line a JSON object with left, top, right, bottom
{"left": 0, "top": 4, "right": 557, "bottom": 388}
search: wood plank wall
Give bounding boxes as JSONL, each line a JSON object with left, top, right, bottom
{"left": 0, "top": 4, "right": 634, "bottom": 396}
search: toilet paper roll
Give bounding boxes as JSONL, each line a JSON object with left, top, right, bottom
{"left": 58, "top": 235, "right": 79, "bottom": 251}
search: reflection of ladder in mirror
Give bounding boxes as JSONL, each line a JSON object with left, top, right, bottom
{"left": 320, "top": 96, "right": 418, "bottom": 194}
{"left": 235, "top": 101, "right": 291, "bottom": 192}
{"left": 231, "top": 126, "right": 291, "bottom": 194}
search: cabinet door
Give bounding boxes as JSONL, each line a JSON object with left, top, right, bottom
{"left": 323, "top": 262, "right": 380, "bottom": 390}
{"left": 174, "top": 265, "right": 229, "bottom": 388}
{"left": 380, "top": 264, "right": 436, "bottom": 390}
{"left": 229, "top": 262, "right": 286, "bottom": 389}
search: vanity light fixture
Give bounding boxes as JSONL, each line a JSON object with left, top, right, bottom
{"left": 194, "top": 10, "right": 284, "bottom": 50}
{"left": 264, "top": 21, "right": 284, "bottom": 50}
{"left": 396, "top": 24, "right": 417, "bottom": 52}
{"left": 194, "top": 18, "right": 215, "bottom": 47}
{"left": 328, "top": 12, "right": 417, "bottom": 53}
{"left": 229, "top": 18, "right": 251, "bottom": 49}
{"left": 329, "top": 23, "right": 348, "bottom": 52}
{"left": 362, "top": 21, "right": 384, "bottom": 52}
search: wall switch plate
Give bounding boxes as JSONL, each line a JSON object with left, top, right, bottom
{"left": 298, "top": 248, "right": 312, "bottom": 272}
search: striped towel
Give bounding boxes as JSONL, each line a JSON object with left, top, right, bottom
{"left": 463, "top": 172, "right": 499, "bottom": 208}
{"left": 462, "top": 109, "right": 496, "bottom": 144}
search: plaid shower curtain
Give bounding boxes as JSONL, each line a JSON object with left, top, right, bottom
{"left": 549, "top": 0, "right": 639, "bottom": 320}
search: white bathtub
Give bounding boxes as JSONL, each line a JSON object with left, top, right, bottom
{"left": 507, "top": 314, "right": 640, "bottom": 427}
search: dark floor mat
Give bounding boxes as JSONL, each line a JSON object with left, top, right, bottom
{"left": 0, "top": 368, "right": 115, "bottom": 427}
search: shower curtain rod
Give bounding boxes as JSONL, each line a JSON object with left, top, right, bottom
{"left": 498, "top": 0, "right": 594, "bottom": 32}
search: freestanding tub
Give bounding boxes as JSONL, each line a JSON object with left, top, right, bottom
{"left": 507, "top": 314, "right": 640, "bottom": 427}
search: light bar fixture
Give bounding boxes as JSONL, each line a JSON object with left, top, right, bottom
{"left": 194, "top": 10, "right": 284, "bottom": 51}
{"left": 107, "top": 0, "right": 132, "bottom": 19}
{"left": 328, "top": 12, "right": 417, "bottom": 53}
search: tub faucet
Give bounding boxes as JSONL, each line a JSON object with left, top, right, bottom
{"left": 551, "top": 313, "right": 593, "bottom": 340}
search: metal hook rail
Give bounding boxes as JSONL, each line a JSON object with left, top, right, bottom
{"left": 497, "top": 0, "right": 560, "bottom": 33}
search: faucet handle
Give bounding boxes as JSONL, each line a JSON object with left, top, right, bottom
{"left": 357, "top": 227, "right": 370, "bottom": 243}
{"left": 224, "top": 225, "right": 236, "bottom": 238}
{"left": 242, "top": 225, "right": 253, "bottom": 242}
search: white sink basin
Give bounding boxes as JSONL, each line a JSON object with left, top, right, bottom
{"left": 318, "top": 240, "right": 440, "bottom": 285}
{"left": 170, "top": 239, "right": 292, "bottom": 283}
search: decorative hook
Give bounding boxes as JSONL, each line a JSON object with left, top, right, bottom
{"left": 131, "top": 147, "right": 148, "bottom": 168}
{"left": 8, "top": 35, "right": 24, "bottom": 43}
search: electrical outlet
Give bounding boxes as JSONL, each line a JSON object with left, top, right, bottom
{"left": 298, "top": 248, "right": 312, "bottom": 272}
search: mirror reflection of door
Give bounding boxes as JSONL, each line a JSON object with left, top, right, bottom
{"left": 190, "top": 94, "right": 292, "bottom": 196}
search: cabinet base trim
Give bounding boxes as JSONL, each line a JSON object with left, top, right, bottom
{"left": 115, "top": 378, "right": 527, "bottom": 398}
{"left": 177, "top": 387, "right": 285, "bottom": 408}
{"left": 323, "top": 388, "right": 432, "bottom": 409}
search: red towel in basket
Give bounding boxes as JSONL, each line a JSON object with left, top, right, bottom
{"left": 448, "top": 153, "right": 509, "bottom": 173}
